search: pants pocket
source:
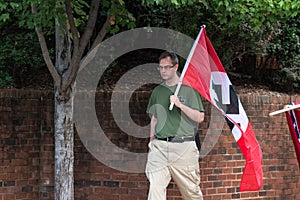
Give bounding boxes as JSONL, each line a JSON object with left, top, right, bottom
{"left": 148, "top": 140, "right": 159, "bottom": 153}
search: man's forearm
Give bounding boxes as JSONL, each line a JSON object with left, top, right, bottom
{"left": 149, "top": 116, "right": 157, "bottom": 141}
{"left": 170, "top": 95, "right": 204, "bottom": 123}
{"left": 179, "top": 103, "right": 204, "bottom": 123}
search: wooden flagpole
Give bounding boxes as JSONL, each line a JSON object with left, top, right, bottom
{"left": 269, "top": 104, "right": 300, "bottom": 116}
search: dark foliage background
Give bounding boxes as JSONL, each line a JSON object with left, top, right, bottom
{"left": 0, "top": 2, "right": 299, "bottom": 94}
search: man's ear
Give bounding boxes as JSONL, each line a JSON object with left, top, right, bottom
{"left": 174, "top": 64, "right": 179, "bottom": 70}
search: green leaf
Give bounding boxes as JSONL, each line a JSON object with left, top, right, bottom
{"left": 118, "top": 0, "right": 125, "bottom": 6}
{"left": 171, "top": 0, "right": 179, "bottom": 6}
{"left": 220, "top": 15, "right": 227, "bottom": 24}
{"left": 0, "top": 13, "right": 9, "bottom": 22}
{"left": 9, "top": 2, "right": 19, "bottom": 9}
{"left": 0, "top": 3, "right": 7, "bottom": 11}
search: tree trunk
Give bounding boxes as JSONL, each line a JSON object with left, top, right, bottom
{"left": 53, "top": 6, "right": 75, "bottom": 199}
{"left": 54, "top": 86, "right": 74, "bottom": 200}
{"left": 32, "top": 1, "right": 101, "bottom": 199}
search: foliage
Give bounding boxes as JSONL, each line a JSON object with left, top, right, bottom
{"left": 0, "top": 0, "right": 136, "bottom": 44}
{"left": 131, "top": 0, "right": 300, "bottom": 68}
{"left": 265, "top": 13, "right": 300, "bottom": 92}
{"left": 0, "top": 29, "right": 45, "bottom": 67}
{"left": 0, "top": 4, "right": 45, "bottom": 88}
{"left": 0, "top": 0, "right": 299, "bottom": 92}
{"left": 103, "top": 1, "right": 136, "bottom": 34}
{"left": 0, "top": 32, "right": 45, "bottom": 88}
{"left": 0, "top": 1, "right": 19, "bottom": 22}
{"left": 129, "top": 0, "right": 300, "bottom": 93}
{"left": 0, "top": 67, "right": 13, "bottom": 88}
{"left": 201, "top": 0, "right": 299, "bottom": 67}
{"left": 0, "top": 0, "right": 137, "bottom": 88}
{"left": 142, "top": 0, "right": 199, "bottom": 7}
{"left": 266, "top": 14, "right": 300, "bottom": 69}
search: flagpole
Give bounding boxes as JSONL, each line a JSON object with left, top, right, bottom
{"left": 169, "top": 25, "right": 206, "bottom": 110}
{"left": 269, "top": 104, "right": 300, "bottom": 116}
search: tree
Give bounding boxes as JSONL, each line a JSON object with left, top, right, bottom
{"left": 1, "top": 0, "right": 135, "bottom": 199}
{"left": 1, "top": 0, "right": 299, "bottom": 199}
{"left": 0, "top": 0, "right": 194, "bottom": 199}
{"left": 138, "top": 0, "right": 299, "bottom": 70}
{"left": 32, "top": 1, "right": 137, "bottom": 199}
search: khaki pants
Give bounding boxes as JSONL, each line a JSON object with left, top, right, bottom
{"left": 145, "top": 139, "right": 203, "bottom": 200}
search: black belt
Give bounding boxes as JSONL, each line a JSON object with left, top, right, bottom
{"left": 155, "top": 136, "right": 195, "bottom": 143}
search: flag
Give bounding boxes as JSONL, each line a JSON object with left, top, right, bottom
{"left": 285, "top": 102, "right": 300, "bottom": 169}
{"left": 181, "top": 26, "right": 263, "bottom": 191}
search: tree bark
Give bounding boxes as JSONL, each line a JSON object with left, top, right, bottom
{"left": 32, "top": 2, "right": 103, "bottom": 199}
{"left": 54, "top": 87, "right": 74, "bottom": 200}
{"left": 54, "top": 6, "right": 75, "bottom": 198}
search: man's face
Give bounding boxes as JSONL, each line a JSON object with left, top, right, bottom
{"left": 158, "top": 56, "right": 178, "bottom": 81}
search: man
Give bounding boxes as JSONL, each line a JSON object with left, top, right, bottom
{"left": 146, "top": 51, "right": 205, "bottom": 200}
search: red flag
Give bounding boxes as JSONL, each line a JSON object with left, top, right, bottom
{"left": 182, "top": 26, "right": 263, "bottom": 191}
{"left": 285, "top": 102, "right": 300, "bottom": 169}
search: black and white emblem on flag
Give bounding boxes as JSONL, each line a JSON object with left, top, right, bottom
{"left": 210, "top": 72, "right": 249, "bottom": 141}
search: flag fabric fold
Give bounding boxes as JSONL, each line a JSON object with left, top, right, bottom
{"left": 181, "top": 26, "right": 263, "bottom": 191}
{"left": 285, "top": 102, "right": 300, "bottom": 169}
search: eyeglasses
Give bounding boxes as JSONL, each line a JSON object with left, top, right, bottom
{"left": 157, "top": 64, "right": 176, "bottom": 71}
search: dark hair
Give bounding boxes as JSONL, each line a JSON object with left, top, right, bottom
{"left": 159, "top": 51, "right": 179, "bottom": 65}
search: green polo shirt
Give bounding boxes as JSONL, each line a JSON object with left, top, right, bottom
{"left": 147, "top": 83, "right": 204, "bottom": 138}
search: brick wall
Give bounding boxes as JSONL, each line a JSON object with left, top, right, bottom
{"left": 0, "top": 90, "right": 54, "bottom": 200}
{"left": 0, "top": 89, "right": 299, "bottom": 200}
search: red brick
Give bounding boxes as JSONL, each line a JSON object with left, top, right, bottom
{"left": 1, "top": 89, "right": 300, "bottom": 199}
